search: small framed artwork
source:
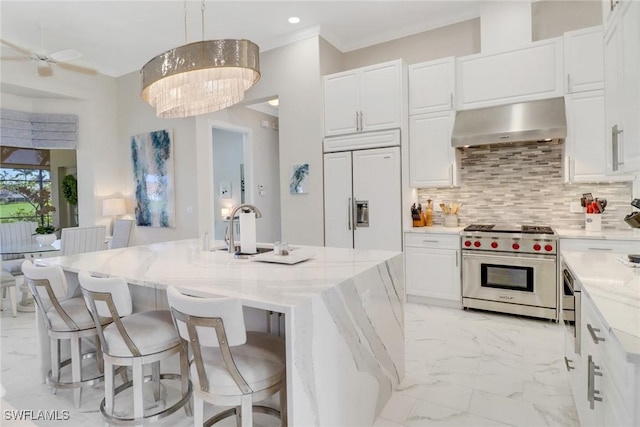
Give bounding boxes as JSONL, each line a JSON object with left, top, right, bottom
{"left": 219, "top": 181, "right": 231, "bottom": 199}
{"left": 290, "top": 163, "right": 309, "bottom": 194}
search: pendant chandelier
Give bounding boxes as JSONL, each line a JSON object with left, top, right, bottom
{"left": 141, "top": 1, "right": 260, "bottom": 118}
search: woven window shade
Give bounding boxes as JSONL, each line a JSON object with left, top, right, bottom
{"left": 0, "top": 109, "right": 78, "bottom": 149}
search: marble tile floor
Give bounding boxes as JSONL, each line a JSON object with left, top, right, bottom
{"left": 1, "top": 300, "right": 579, "bottom": 426}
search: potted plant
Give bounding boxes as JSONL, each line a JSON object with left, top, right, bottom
{"left": 16, "top": 186, "right": 57, "bottom": 246}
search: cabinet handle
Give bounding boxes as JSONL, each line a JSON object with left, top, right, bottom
{"left": 353, "top": 198, "right": 358, "bottom": 229}
{"left": 612, "top": 125, "right": 623, "bottom": 171}
{"left": 355, "top": 111, "right": 360, "bottom": 132}
{"left": 450, "top": 93, "right": 453, "bottom": 109}
{"left": 564, "top": 356, "right": 574, "bottom": 371}
{"left": 359, "top": 110, "right": 363, "bottom": 131}
{"left": 567, "top": 74, "right": 571, "bottom": 92}
{"left": 588, "top": 247, "right": 612, "bottom": 251}
{"left": 449, "top": 163, "right": 453, "bottom": 184}
{"left": 456, "top": 251, "right": 458, "bottom": 267}
{"left": 587, "top": 324, "right": 605, "bottom": 343}
{"left": 348, "top": 197, "right": 352, "bottom": 230}
{"left": 588, "top": 355, "right": 603, "bottom": 409}
{"left": 422, "top": 240, "right": 440, "bottom": 243}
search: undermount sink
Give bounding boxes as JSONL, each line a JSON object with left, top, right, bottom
{"left": 215, "top": 246, "right": 273, "bottom": 255}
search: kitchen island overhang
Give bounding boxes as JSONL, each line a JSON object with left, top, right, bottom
{"left": 36, "top": 239, "right": 405, "bottom": 426}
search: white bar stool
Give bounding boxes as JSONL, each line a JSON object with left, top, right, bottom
{"left": 167, "top": 286, "right": 287, "bottom": 427}
{"left": 21, "top": 260, "right": 106, "bottom": 408}
{"left": 79, "top": 271, "right": 192, "bottom": 425}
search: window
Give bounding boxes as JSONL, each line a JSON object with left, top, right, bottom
{"left": 0, "top": 147, "right": 52, "bottom": 224}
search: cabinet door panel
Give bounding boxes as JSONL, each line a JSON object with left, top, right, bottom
{"left": 324, "top": 152, "right": 353, "bottom": 248}
{"left": 564, "top": 26, "right": 604, "bottom": 93}
{"left": 409, "top": 111, "right": 455, "bottom": 187}
{"left": 405, "top": 247, "right": 460, "bottom": 301}
{"left": 565, "top": 91, "right": 607, "bottom": 182}
{"left": 360, "top": 61, "right": 402, "bottom": 131}
{"left": 352, "top": 147, "right": 402, "bottom": 251}
{"left": 409, "top": 57, "right": 455, "bottom": 114}
{"left": 324, "top": 71, "right": 359, "bottom": 136}
{"left": 620, "top": 1, "right": 640, "bottom": 172}
{"left": 456, "top": 38, "right": 563, "bottom": 109}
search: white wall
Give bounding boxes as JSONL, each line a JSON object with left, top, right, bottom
{"left": 115, "top": 71, "right": 199, "bottom": 245}
{"left": 212, "top": 128, "right": 243, "bottom": 240}
{"left": 196, "top": 36, "right": 324, "bottom": 246}
{"left": 1, "top": 61, "right": 120, "bottom": 231}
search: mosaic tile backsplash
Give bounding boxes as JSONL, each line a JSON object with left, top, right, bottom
{"left": 417, "top": 141, "right": 634, "bottom": 230}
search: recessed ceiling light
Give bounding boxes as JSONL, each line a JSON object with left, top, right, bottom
{"left": 288, "top": 16, "right": 300, "bottom": 24}
{"left": 268, "top": 99, "right": 279, "bottom": 107}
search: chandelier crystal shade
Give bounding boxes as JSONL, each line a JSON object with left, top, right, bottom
{"left": 141, "top": 39, "right": 260, "bottom": 118}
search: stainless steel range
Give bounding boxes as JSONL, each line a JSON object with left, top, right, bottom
{"left": 461, "top": 224, "right": 558, "bottom": 321}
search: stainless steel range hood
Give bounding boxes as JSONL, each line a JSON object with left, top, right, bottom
{"left": 451, "top": 97, "right": 567, "bottom": 148}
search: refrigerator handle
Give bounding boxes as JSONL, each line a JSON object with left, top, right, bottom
{"left": 348, "top": 197, "right": 352, "bottom": 230}
{"left": 353, "top": 198, "right": 358, "bottom": 229}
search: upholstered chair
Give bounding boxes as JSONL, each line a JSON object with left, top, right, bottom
{"left": 79, "top": 271, "right": 191, "bottom": 425}
{"left": 166, "top": 286, "right": 287, "bottom": 427}
{"left": 110, "top": 219, "right": 134, "bottom": 249}
{"left": 60, "top": 226, "right": 106, "bottom": 256}
{"left": 21, "top": 260, "right": 106, "bottom": 408}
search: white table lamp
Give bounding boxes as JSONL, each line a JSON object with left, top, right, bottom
{"left": 103, "top": 198, "right": 126, "bottom": 234}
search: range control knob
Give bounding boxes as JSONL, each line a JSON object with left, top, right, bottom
{"left": 545, "top": 244, "right": 553, "bottom": 252}
{"left": 491, "top": 242, "right": 498, "bottom": 249}
{"left": 474, "top": 241, "right": 481, "bottom": 248}
{"left": 512, "top": 243, "right": 520, "bottom": 250}
{"left": 533, "top": 244, "right": 541, "bottom": 251}
{"left": 464, "top": 240, "right": 472, "bottom": 247}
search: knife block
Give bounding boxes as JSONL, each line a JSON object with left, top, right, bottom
{"left": 585, "top": 213, "right": 601, "bottom": 232}
{"left": 413, "top": 211, "right": 426, "bottom": 227}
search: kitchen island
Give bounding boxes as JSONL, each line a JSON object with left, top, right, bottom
{"left": 36, "top": 239, "right": 405, "bottom": 426}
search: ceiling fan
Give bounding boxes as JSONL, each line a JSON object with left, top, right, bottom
{"left": 0, "top": 35, "right": 97, "bottom": 77}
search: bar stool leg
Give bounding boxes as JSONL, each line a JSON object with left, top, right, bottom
{"left": 194, "top": 396, "right": 204, "bottom": 426}
{"left": 104, "top": 362, "right": 115, "bottom": 417}
{"left": 151, "top": 361, "right": 161, "bottom": 402}
{"left": 71, "top": 335, "right": 82, "bottom": 408}
{"left": 240, "top": 394, "right": 252, "bottom": 427}
{"left": 132, "top": 359, "right": 144, "bottom": 420}
{"left": 180, "top": 343, "right": 192, "bottom": 416}
{"left": 8, "top": 285, "right": 17, "bottom": 317}
{"left": 50, "top": 338, "right": 60, "bottom": 391}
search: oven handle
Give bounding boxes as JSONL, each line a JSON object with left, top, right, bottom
{"left": 463, "top": 252, "right": 557, "bottom": 263}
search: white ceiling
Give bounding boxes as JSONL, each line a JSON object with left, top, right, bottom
{"left": 0, "top": 1, "right": 481, "bottom": 78}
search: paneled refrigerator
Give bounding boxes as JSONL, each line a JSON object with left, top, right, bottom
{"left": 323, "top": 145, "right": 402, "bottom": 251}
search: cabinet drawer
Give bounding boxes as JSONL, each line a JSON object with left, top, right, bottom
{"left": 560, "top": 238, "right": 639, "bottom": 254}
{"left": 405, "top": 232, "right": 460, "bottom": 249}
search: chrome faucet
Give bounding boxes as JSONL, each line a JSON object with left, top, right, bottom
{"left": 227, "top": 204, "right": 262, "bottom": 253}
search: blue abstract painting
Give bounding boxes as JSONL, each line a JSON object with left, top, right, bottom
{"left": 130, "top": 129, "right": 175, "bottom": 228}
{"left": 289, "top": 163, "right": 309, "bottom": 194}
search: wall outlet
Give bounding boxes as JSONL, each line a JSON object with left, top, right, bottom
{"left": 570, "top": 201, "right": 583, "bottom": 213}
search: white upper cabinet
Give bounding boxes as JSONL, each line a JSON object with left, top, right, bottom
{"left": 323, "top": 59, "right": 403, "bottom": 137}
{"left": 455, "top": 38, "right": 563, "bottom": 110}
{"left": 563, "top": 90, "right": 631, "bottom": 183}
{"left": 564, "top": 26, "right": 604, "bottom": 93}
{"left": 408, "top": 57, "right": 455, "bottom": 115}
{"left": 604, "top": 0, "right": 640, "bottom": 174}
{"left": 409, "top": 111, "right": 459, "bottom": 188}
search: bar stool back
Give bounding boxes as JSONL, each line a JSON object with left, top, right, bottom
{"left": 166, "top": 286, "right": 287, "bottom": 427}
{"left": 21, "top": 260, "right": 105, "bottom": 408}
{"left": 79, "top": 271, "right": 191, "bottom": 425}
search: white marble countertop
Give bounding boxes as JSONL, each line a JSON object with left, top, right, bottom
{"left": 562, "top": 251, "right": 640, "bottom": 363}
{"left": 404, "top": 225, "right": 466, "bottom": 234}
{"left": 556, "top": 228, "right": 640, "bottom": 241}
{"left": 37, "top": 238, "right": 402, "bottom": 312}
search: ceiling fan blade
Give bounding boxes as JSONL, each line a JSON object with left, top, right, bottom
{"left": 56, "top": 61, "right": 97, "bottom": 75}
{"left": 37, "top": 61, "right": 53, "bottom": 77}
{"left": 0, "top": 56, "right": 30, "bottom": 61}
{"left": 49, "top": 48, "right": 82, "bottom": 62}
{"left": 0, "top": 39, "right": 32, "bottom": 56}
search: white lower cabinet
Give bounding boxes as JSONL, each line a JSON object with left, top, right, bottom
{"left": 560, "top": 238, "right": 640, "bottom": 254}
{"left": 404, "top": 232, "right": 461, "bottom": 304}
{"left": 571, "top": 291, "right": 638, "bottom": 426}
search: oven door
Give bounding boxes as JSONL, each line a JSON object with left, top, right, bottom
{"left": 462, "top": 252, "right": 557, "bottom": 309}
